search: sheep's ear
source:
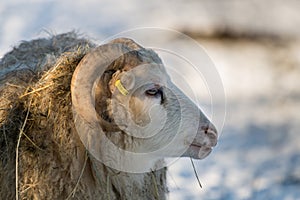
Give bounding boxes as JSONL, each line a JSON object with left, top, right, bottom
{"left": 109, "top": 70, "right": 135, "bottom": 96}
{"left": 119, "top": 71, "right": 135, "bottom": 91}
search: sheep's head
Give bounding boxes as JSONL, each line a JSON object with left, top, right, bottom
{"left": 71, "top": 38, "right": 218, "bottom": 172}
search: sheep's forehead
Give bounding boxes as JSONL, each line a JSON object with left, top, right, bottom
{"left": 130, "top": 62, "right": 169, "bottom": 86}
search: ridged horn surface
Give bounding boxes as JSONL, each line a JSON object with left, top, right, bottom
{"left": 71, "top": 42, "right": 131, "bottom": 131}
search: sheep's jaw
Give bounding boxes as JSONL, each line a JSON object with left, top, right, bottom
{"left": 184, "top": 144, "right": 213, "bottom": 159}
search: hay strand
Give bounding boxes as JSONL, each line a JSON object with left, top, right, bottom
{"left": 5, "top": 83, "right": 25, "bottom": 89}
{"left": 190, "top": 158, "right": 202, "bottom": 189}
{"left": 2, "top": 124, "right": 8, "bottom": 153}
{"left": 21, "top": 131, "right": 45, "bottom": 152}
{"left": 106, "top": 175, "right": 111, "bottom": 200}
{"left": 151, "top": 171, "right": 159, "bottom": 200}
{"left": 66, "top": 151, "right": 88, "bottom": 200}
{"left": 16, "top": 100, "right": 31, "bottom": 200}
{"left": 19, "top": 84, "right": 53, "bottom": 99}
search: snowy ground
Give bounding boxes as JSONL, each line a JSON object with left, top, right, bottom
{"left": 1, "top": 1, "right": 300, "bottom": 199}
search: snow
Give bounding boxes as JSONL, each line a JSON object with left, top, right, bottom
{"left": 1, "top": 0, "right": 300, "bottom": 199}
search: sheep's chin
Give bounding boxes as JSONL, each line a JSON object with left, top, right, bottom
{"left": 183, "top": 144, "right": 213, "bottom": 159}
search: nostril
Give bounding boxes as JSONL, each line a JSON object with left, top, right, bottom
{"left": 201, "top": 125, "right": 211, "bottom": 134}
{"left": 196, "top": 122, "right": 218, "bottom": 147}
{"left": 201, "top": 123, "right": 218, "bottom": 136}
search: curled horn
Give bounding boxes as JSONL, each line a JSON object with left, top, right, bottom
{"left": 109, "top": 38, "right": 143, "bottom": 51}
{"left": 71, "top": 41, "right": 133, "bottom": 132}
{"left": 71, "top": 38, "right": 168, "bottom": 171}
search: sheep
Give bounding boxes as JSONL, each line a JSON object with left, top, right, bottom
{"left": 0, "top": 32, "right": 218, "bottom": 199}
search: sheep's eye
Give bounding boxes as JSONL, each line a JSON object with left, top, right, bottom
{"left": 145, "top": 87, "right": 164, "bottom": 103}
{"left": 146, "top": 88, "right": 159, "bottom": 96}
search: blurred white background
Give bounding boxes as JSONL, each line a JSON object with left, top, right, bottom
{"left": 1, "top": 0, "right": 300, "bottom": 199}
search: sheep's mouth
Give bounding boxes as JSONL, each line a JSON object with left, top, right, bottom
{"left": 183, "top": 143, "right": 213, "bottom": 160}
{"left": 183, "top": 125, "right": 218, "bottom": 159}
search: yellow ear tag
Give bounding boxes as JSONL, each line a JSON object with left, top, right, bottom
{"left": 115, "top": 80, "right": 129, "bottom": 96}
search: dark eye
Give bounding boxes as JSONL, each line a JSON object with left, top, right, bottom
{"left": 145, "top": 88, "right": 159, "bottom": 96}
{"left": 145, "top": 87, "right": 164, "bottom": 104}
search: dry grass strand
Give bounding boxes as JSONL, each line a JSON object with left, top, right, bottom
{"left": 190, "top": 158, "right": 202, "bottom": 189}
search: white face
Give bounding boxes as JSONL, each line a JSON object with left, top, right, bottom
{"left": 110, "top": 63, "right": 218, "bottom": 160}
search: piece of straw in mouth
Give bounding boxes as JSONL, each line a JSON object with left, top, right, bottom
{"left": 190, "top": 157, "right": 202, "bottom": 188}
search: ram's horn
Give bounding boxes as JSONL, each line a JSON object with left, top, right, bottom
{"left": 109, "top": 37, "right": 143, "bottom": 50}
{"left": 71, "top": 41, "right": 132, "bottom": 132}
